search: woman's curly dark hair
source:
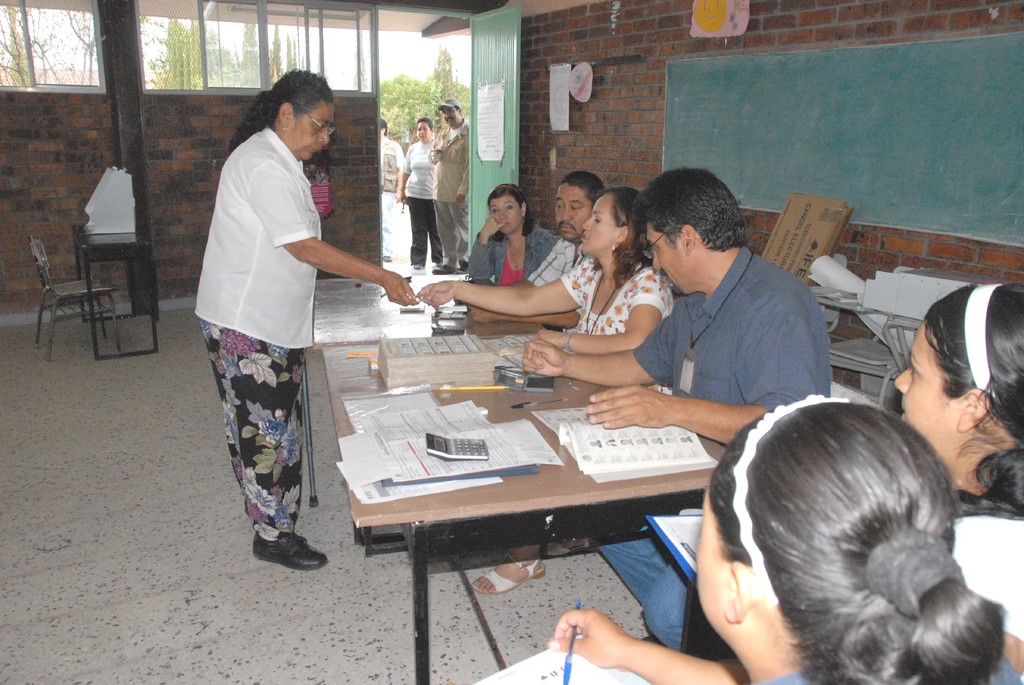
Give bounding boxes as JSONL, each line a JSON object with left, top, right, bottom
{"left": 229, "top": 70, "right": 333, "bottom": 152}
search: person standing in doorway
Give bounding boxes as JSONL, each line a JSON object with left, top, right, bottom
{"left": 396, "top": 116, "right": 442, "bottom": 272}
{"left": 430, "top": 98, "right": 470, "bottom": 274}
{"left": 379, "top": 117, "right": 404, "bottom": 263}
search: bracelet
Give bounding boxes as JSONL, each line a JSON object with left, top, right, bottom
{"left": 563, "top": 329, "right": 576, "bottom": 353}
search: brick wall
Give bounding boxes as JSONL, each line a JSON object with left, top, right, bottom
{"left": 518, "top": 0, "right": 1024, "bottom": 324}
{"left": 0, "top": 91, "right": 380, "bottom": 317}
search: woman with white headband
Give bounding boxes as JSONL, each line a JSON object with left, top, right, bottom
{"left": 895, "top": 282, "right": 1024, "bottom": 674}
{"left": 546, "top": 399, "right": 1017, "bottom": 685}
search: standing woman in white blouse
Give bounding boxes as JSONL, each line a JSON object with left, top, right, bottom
{"left": 196, "top": 70, "right": 416, "bottom": 571}
{"left": 397, "top": 116, "right": 443, "bottom": 271}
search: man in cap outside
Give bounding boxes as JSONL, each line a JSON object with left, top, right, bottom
{"left": 429, "top": 98, "right": 471, "bottom": 274}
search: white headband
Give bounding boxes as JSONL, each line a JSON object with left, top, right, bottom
{"left": 732, "top": 395, "right": 849, "bottom": 606}
{"left": 964, "top": 284, "right": 999, "bottom": 391}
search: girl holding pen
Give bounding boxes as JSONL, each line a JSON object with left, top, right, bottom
{"left": 547, "top": 399, "right": 1018, "bottom": 685}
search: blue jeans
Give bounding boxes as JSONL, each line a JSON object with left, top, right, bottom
{"left": 601, "top": 538, "right": 687, "bottom": 649}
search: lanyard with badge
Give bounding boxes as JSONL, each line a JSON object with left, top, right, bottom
{"left": 678, "top": 256, "right": 752, "bottom": 394}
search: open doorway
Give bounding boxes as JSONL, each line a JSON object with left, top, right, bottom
{"left": 377, "top": 9, "right": 471, "bottom": 272}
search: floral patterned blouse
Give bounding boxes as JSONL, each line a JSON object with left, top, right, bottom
{"left": 560, "top": 258, "right": 674, "bottom": 334}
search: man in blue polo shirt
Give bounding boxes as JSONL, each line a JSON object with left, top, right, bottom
{"left": 522, "top": 167, "right": 830, "bottom": 648}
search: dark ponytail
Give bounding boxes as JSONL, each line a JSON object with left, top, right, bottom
{"left": 229, "top": 70, "right": 333, "bottom": 153}
{"left": 711, "top": 403, "right": 1006, "bottom": 685}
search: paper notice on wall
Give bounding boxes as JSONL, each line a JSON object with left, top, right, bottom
{"left": 690, "top": 0, "right": 750, "bottom": 38}
{"left": 477, "top": 83, "right": 505, "bottom": 162}
{"left": 549, "top": 63, "right": 570, "bottom": 131}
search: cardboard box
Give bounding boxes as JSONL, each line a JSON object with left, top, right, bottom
{"left": 761, "top": 193, "right": 853, "bottom": 283}
{"left": 861, "top": 268, "right": 989, "bottom": 320}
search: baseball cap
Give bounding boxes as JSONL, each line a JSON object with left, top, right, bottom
{"left": 438, "top": 98, "right": 461, "bottom": 111}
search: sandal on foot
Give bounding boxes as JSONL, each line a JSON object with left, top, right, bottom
{"left": 545, "top": 538, "right": 594, "bottom": 557}
{"left": 472, "top": 557, "right": 546, "bottom": 595}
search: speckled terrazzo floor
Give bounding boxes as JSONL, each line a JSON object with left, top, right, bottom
{"left": 0, "top": 305, "right": 647, "bottom": 684}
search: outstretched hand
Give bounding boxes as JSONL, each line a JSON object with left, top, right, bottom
{"left": 380, "top": 270, "right": 418, "bottom": 306}
{"left": 417, "top": 281, "right": 459, "bottom": 307}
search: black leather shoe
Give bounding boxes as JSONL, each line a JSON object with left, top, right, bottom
{"left": 457, "top": 260, "right": 469, "bottom": 273}
{"left": 252, "top": 533, "right": 328, "bottom": 570}
{"left": 432, "top": 264, "right": 456, "bottom": 275}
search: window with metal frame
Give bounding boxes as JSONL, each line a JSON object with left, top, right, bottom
{"left": 0, "top": 0, "right": 103, "bottom": 90}
{"left": 137, "top": 0, "right": 373, "bottom": 93}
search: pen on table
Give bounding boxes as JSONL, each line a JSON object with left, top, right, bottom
{"left": 564, "top": 599, "right": 582, "bottom": 685}
{"left": 439, "top": 384, "right": 508, "bottom": 391}
{"left": 510, "top": 397, "right": 566, "bottom": 410}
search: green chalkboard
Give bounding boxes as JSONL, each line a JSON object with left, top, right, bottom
{"left": 664, "top": 33, "right": 1024, "bottom": 246}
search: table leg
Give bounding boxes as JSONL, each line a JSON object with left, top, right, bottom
{"left": 82, "top": 254, "right": 101, "bottom": 360}
{"left": 410, "top": 523, "right": 430, "bottom": 685}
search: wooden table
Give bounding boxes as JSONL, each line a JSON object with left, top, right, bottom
{"left": 322, "top": 346, "right": 720, "bottom": 685}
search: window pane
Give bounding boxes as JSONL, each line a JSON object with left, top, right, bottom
{"left": 203, "top": 0, "right": 260, "bottom": 89}
{"left": 25, "top": 0, "right": 99, "bottom": 86}
{"left": 138, "top": 0, "right": 202, "bottom": 90}
{"left": 319, "top": 7, "right": 370, "bottom": 93}
{"left": 0, "top": 4, "right": 30, "bottom": 86}
{"left": 266, "top": 2, "right": 306, "bottom": 82}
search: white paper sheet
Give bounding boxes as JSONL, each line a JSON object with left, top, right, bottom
{"left": 336, "top": 402, "right": 562, "bottom": 491}
{"left": 549, "top": 63, "right": 570, "bottom": 131}
{"left": 477, "top": 83, "right": 506, "bottom": 162}
{"left": 475, "top": 649, "right": 650, "bottom": 684}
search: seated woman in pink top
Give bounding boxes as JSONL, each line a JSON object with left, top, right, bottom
{"left": 466, "top": 183, "right": 558, "bottom": 286}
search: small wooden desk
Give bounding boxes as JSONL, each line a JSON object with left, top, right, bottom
{"left": 323, "top": 347, "right": 720, "bottom": 685}
{"left": 74, "top": 230, "right": 159, "bottom": 359}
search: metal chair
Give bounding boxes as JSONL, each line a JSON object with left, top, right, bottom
{"left": 30, "top": 236, "right": 121, "bottom": 361}
{"left": 828, "top": 336, "right": 900, "bottom": 406}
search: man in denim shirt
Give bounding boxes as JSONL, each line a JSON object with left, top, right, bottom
{"left": 523, "top": 167, "right": 830, "bottom": 648}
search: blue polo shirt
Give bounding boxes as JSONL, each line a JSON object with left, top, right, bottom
{"left": 633, "top": 247, "right": 830, "bottom": 410}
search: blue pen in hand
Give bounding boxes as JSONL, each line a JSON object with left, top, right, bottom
{"left": 563, "top": 599, "right": 582, "bottom": 685}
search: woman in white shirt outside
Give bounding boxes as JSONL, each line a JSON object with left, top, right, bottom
{"left": 196, "top": 70, "right": 416, "bottom": 571}
{"left": 397, "top": 117, "right": 442, "bottom": 271}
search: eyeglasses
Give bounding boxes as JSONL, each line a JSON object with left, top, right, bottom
{"left": 643, "top": 232, "right": 666, "bottom": 259}
{"left": 305, "top": 113, "right": 336, "bottom": 136}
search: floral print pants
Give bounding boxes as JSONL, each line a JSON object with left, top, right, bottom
{"left": 200, "top": 319, "right": 305, "bottom": 541}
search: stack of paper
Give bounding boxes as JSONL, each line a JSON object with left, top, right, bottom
{"left": 336, "top": 399, "right": 564, "bottom": 503}
{"left": 378, "top": 335, "right": 495, "bottom": 388}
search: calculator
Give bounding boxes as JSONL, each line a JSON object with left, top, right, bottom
{"left": 425, "top": 433, "right": 490, "bottom": 461}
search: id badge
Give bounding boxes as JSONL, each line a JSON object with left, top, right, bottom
{"left": 679, "top": 346, "right": 696, "bottom": 394}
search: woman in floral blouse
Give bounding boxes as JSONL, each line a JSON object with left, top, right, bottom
{"left": 419, "top": 187, "right": 673, "bottom": 355}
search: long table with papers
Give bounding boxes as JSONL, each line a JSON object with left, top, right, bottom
{"left": 323, "top": 346, "right": 722, "bottom": 685}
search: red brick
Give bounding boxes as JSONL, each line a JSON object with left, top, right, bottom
{"left": 979, "top": 246, "right": 1024, "bottom": 271}
{"left": 927, "top": 240, "right": 977, "bottom": 261}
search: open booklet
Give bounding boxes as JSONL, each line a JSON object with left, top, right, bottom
{"left": 533, "top": 408, "right": 718, "bottom": 480}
